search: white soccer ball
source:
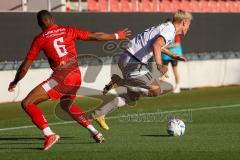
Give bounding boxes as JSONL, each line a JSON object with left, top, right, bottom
{"left": 166, "top": 119, "right": 185, "bottom": 136}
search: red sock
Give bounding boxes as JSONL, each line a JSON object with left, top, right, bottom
{"left": 69, "top": 104, "right": 91, "bottom": 127}
{"left": 24, "top": 104, "right": 48, "bottom": 130}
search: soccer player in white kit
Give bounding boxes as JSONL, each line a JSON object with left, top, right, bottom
{"left": 93, "top": 10, "right": 193, "bottom": 130}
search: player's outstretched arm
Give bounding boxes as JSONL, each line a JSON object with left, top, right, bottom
{"left": 88, "top": 28, "right": 131, "bottom": 41}
{"left": 8, "top": 59, "right": 33, "bottom": 92}
{"left": 161, "top": 48, "right": 186, "bottom": 62}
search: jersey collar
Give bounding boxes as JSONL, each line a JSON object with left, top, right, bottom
{"left": 44, "top": 24, "right": 59, "bottom": 31}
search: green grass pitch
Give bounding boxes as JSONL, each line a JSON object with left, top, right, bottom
{"left": 0, "top": 86, "right": 239, "bottom": 160}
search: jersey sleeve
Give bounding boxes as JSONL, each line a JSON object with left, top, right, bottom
{"left": 26, "top": 37, "right": 41, "bottom": 61}
{"left": 70, "top": 26, "right": 89, "bottom": 41}
{"left": 159, "top": 25, "right": 175, "bottom": 45}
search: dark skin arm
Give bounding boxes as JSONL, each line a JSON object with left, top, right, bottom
{"left": 88, "top": 28, "right": 131, "bottom": 41}
{"left": 8, "top": 28, "right": 131, "bottom": 92}
{"left": 8, "top": 59, "right": 33, "bottom": 92}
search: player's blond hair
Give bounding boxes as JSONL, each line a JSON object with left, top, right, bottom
{"left": 173, "top": 10, "right": 193, "bottom": 22}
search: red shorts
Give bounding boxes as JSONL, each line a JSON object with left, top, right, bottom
{"left": 40, "top": 68, "right": 81, "bottom": 101}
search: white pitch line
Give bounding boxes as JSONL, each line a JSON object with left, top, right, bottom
{"left": 107, "top": 103, "right": 240, "bottom": 119}
{"left": 0, "top": 103, "right": 239, "bottom": 132}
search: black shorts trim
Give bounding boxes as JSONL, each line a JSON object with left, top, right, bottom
{"left": 162, "top": 60, "right": 178, "bottom": 67}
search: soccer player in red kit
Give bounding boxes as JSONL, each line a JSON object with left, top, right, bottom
{"left": 8, "top": 10, "right": 131, "bottom": 151}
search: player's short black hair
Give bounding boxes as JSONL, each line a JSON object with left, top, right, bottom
{"left": 37, "top": 10, "right": 52, "bottom": 27}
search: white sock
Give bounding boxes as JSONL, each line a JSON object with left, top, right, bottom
{"left": 42, "top": 127, "right": 54, "bottom": 136}
{"left": 96, "top": 97, "right": 126, "bottom": 116}
{"left": 175, "top": 83, "right": 180, "bottom": 88}
{"left": 86, "top": 124, "right": 98, "bottom": 135}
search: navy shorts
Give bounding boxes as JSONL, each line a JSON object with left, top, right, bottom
{"left": 163, "top": 60, "right": 178, "bottom": 67}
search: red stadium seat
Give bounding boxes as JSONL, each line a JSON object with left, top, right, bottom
{"left": 130, "top": 0, "right": 138, "bottom": 12}
{"left": 190, "top": 0, "right": 201, "bottom": 12}
{"left": 99, "top": 0, "right": 108, "bottom": 12}
{"left": 121, "top": 0, "right": 133, "bottom": 12}
{"left": 227, "top": 0, "right": 236, "bottom": 13}
{"left": 237, "top": 1, "right": 240, "bottom": 12}
{"left": 152, "top": 0, "right": 159, "bottom": 12}
{"left": 218, "top": 0, "right": 228, "bottom": 12}
{"left": 87, "top": 0, "right": 99, "bottom": 12}
{"left": 181, "top": 0, "right": 191, "bottom": 12}
{"left": 110, "top": 0, "right": 121, "bottom": 12}
{"left": 140, "top": 0, "right": 154, "bottom": 12}
{"left": 171, "top": 0, "right": 181, "bottom": 12}
{"left": 199, "top": 0, "right": 210, "bottom": 12}
{"left": 208, "top": 0, "right": 219, "bottom": 13}
{"left": 87, "top": 0, "right": 240, "bottom": 13}
{"left": 159, "top": 0, "right": 173, "bottom": 12}
{"left": 229, "top": 0, "right": 240, "bottom": 12}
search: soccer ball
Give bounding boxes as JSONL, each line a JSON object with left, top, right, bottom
{"left": 167, "top": 119, "right": 185, "bottom": 136}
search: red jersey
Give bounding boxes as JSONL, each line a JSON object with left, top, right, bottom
{"left": 174, "top": 34, "right": 181, "bottom": 44}
{"left": 27, "top": 24, "right": 89, "bottom": 69}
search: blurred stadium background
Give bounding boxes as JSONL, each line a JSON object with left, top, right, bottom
{"left": 0, "top": 0, "right": 239, "bottom": 103}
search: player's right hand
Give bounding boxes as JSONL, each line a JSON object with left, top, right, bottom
{"left": 116, "top": 28, "right": 131, "bottom": 40}
{"left": 8, "top": 81, "right": 17, "bottom": 92}
{"left": 157, "top": 64, "right": 168, "bottom": 78}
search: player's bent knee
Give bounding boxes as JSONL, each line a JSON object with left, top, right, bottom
{"left": 21, "top": 97, "right": 38, "bottom": 110}
{"left": 149, "top": 88, "right": 161, "bottom": 97}
{"left": 21, "top": 98, "right": 30, "bottom": 110}
{"left": 160, "top": 81, "right": 174, "bottom": 93}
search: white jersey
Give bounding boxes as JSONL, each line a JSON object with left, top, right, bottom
{"left": 126, "top": 22, "right": 176, "bottom": 64}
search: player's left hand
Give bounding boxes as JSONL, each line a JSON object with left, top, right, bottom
{"left": 173, "top": 55, "right": 187, "bottom": 62}
{"left": 116, "top": 28, "right": 131, "bottom": 40}
{"left": 8, "top": 81, "right": 17, "bottom": 92}
{"left": 157, "top": 64, "right": 169, "bottom": 78}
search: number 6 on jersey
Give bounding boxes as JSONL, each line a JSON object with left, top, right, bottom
{"left": 54, "top": 37, "right": 68, "bottom": 57}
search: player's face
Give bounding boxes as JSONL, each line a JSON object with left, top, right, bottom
{"left": 181, "top": 19, "right": 191, "bottom": 36}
